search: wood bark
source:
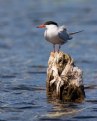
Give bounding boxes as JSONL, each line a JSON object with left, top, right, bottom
{"left": 46, "top": 51, "right": 85, "bottom": 102}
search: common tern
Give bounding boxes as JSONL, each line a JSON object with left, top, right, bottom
{"left": 37, "top": 21, "right": 83, "bottom": 52}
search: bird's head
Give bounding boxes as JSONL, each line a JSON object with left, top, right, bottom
{"left": 37, "top": 21, "right": 58, "bottom": 29}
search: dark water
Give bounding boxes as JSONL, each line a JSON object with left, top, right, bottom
{"left": 0, "top": 0, "right": 97, "bottom": 120}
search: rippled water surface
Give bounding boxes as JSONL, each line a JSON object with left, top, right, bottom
{"left": 0, "top": 0, "right": 97, "bottom": 121}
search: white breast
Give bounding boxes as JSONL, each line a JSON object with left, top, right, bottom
{"left": 44, "top": 25, "right": 65, "bottom": 45}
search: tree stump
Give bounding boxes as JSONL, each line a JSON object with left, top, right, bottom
{"left": 46, "top": 51, "right": 85, "bottom": 102}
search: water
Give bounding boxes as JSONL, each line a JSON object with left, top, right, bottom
{"left": 0, "top": 0, "right": 97, "bottom": 120}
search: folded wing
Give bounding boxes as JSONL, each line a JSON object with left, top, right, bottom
{"left": 58, "top": 25, "right": 72, "bottom": 41}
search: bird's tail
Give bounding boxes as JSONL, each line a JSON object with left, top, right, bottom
{"left": 69, "top": 30, "right": 84, "bottom": 35}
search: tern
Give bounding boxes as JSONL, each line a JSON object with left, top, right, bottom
{"left": 37, "top": 21, "right": 83, "bottom": 52}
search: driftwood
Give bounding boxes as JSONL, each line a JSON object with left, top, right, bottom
{"left": 46, "top": 51, "right": 85, "bottom": 102}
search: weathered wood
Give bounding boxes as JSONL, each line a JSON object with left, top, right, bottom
{"left": 46, "top": 51, "right": 85, "bottom": 102}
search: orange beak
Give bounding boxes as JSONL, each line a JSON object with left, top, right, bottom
{"left": 37, "top": 24, "right": 45, "bottom": 28}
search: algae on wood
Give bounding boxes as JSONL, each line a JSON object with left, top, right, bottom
{"left": 46, "top": 51, "right": 85, "bottom": 102}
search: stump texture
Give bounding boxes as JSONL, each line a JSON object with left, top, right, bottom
{"left": 46, "top": 51, "right": 85, "bottom": 102}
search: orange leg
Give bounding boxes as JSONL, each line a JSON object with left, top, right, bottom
{"left": 58, "top": 44, "right": 61, "bottom": 53}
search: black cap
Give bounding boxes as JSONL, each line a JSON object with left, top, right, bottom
{"left": 44, "top": 21, "right": 58, "bottom": 26}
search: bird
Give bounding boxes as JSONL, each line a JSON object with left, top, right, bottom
{"left": 37, "top": 21, "right": 83, "bottom": 52}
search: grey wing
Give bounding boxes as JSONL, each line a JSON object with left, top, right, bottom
{"left": 58, "top": 26, "right": 72, "bottom": 41}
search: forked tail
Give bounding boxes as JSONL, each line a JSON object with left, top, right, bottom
{"left": 69, "top": 30, "right": 84, "bottom": 35}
